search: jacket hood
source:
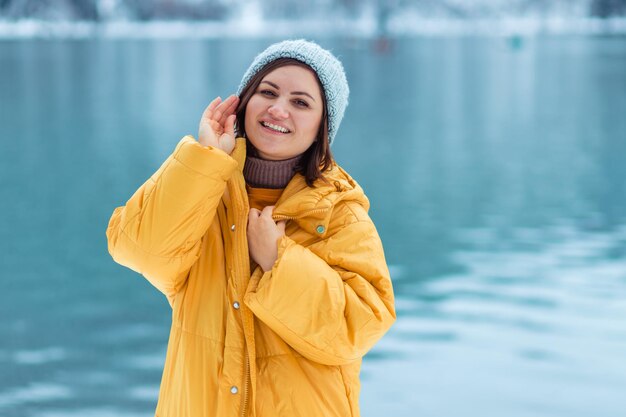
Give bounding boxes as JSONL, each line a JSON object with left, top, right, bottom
{"left": 275, "top": 164, "right": 368, "bottom": 213}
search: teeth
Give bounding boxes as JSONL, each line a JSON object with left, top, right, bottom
{"left": 262, "top": 121, "right": 289, "bottom": 133}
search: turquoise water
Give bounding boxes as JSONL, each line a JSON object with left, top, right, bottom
{"left": 1, "top": 37, "right": 626, "bottom": 417}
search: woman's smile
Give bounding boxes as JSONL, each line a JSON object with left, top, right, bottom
{"left": 259, "top": 120, "right": 291, "bottom": 134}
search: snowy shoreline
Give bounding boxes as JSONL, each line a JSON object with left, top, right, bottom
{"left": 1, "top": 17, "right": 626, "bottom": 39}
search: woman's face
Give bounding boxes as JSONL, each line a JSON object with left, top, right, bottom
{"left": 244, "top": 65, "right": 324, "bottom": 161}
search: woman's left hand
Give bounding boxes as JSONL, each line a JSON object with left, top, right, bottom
{"left": 247, "top": 206, "right": 286, "bottom": 272}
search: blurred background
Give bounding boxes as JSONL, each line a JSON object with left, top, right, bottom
{"left": 2, "top": 1, "right": 626, "bottom": 417}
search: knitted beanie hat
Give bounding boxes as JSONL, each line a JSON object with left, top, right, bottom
{"left": 237, "top": 39, "right": 349, "bottom": 145}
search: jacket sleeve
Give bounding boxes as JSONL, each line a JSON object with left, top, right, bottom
{"left": 244, "top": 213, "right": 396, "bottom": 366}
{"left": 106, "top": 136, "right": 237, "bottom": 302}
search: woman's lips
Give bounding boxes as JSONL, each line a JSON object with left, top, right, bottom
{"left": 259, "top": 121, "right": 290, "bottom": 135}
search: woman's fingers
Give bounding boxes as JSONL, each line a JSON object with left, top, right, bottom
{"left": 248, "top": 208, "right": 261, "bottom": 220}
{"left": 199, "top": 95, "right": 240, "bottom": 153}
{"left": 198, "top": 97, "right": 222, "bottom": 148}
{"left": 247, "top": 206, "right": 285, "bottom": 272}
{"left": 215, "top": 95, "right": 239, "bottom": 126}
{"left": 249, "top": 206, "right": 277, "bottom": 228}
{"left": 212, "top": 95, "right": 236, "bottom": 124}
{"left": 260, "top": 205, "right": 275, "bottom": 220}
{"left": 223, "top": 95, "right": 240, "bottom": 123}
{"left": 202, "top": 96, "right": 222, "bottom": 121}
{"left": 203, "top": 96, "right": 239, "bottom": 139}
{"left": 224, "top": 114, "right": 236, "bottom": 139}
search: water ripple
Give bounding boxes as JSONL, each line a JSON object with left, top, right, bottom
{"left": 0, "top": 383, "right": 72, "bottom": 407}
{"left": 13, "top": 347, "right": 67, "bottom": 365}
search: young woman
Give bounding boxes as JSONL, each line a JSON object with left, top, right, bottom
{"left": 107, "top": 39, "right": 395, "bottom": 417}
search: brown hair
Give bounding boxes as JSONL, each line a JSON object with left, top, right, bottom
{"left": 235, "top": 58, "right": 333, "bottom": 187}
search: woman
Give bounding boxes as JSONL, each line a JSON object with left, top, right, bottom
{"left": 107, "top": 39, "right": 395, "bottom": 417}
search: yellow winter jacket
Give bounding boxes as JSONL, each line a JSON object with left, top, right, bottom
{"left": 106, "top": 136, "right": 396, "bottom": 417}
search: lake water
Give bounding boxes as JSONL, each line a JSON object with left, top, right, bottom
{"left": 1, "top": 36, "right": 625, "bottom": 417}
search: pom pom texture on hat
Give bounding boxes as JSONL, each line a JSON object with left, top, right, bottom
{"left": 237, "top": 39, "right": 349, "bottom": 145}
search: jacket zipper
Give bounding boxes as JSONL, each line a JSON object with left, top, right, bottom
{"left": 241, "top": 349, "right": 250, "bottom": 417}
{"left": 273, "top": 207, "right": 329, "bottom": 222}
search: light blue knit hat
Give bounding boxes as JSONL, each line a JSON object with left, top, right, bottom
{"left": 237, "top": 39, "right": 349, "bottom": 145}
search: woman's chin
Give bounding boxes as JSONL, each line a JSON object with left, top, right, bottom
{"left": 257, "top": 149, "right": 285, "bottom": 160}
{"left": 248, "top": 137, "right": 281, "bottom": 159}
{"left": 249, "top": 142, "right": 282, "bottom": 160}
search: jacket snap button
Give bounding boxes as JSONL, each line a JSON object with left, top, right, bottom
{"left": 233, "top": 301, "right": 240, "bottom": 309}
{"left": 316, "top": 225, "right": 325, "bottom": 234}
{"left": 230, "top": 386, "right": 238, "bottom": 394}
{"left": 230, "top": 224, "right": 236, "bottom": 231}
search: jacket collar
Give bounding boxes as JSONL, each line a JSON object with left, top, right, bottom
{"left": 231, "top": 137, "right": 369, "bottom": 234}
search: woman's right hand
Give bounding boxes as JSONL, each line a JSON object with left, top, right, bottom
{"left": 198, "top": 95, "right": 240, "bottom": 154}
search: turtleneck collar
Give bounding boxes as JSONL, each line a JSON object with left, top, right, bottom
{"left": 244, "top": 154, "right": 302, "bottom": 189}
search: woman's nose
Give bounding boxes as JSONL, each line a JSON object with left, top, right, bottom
{"left": 268, "top": 104, "right": 288, "bottom": 119}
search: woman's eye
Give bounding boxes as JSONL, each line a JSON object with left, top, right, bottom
{"left": 294, "top": 99, "right": 309, "bottom": 108}
{"left": 260, "top": 89, "right": 276, "bottom": 97}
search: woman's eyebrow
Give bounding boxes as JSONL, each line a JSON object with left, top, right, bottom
{"left": 260, "top": 80, "right": 316, "bottom": 102}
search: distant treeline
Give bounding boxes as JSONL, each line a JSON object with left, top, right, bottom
{"left": 1, "top": 0, "right": 625, "bottom": 21}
